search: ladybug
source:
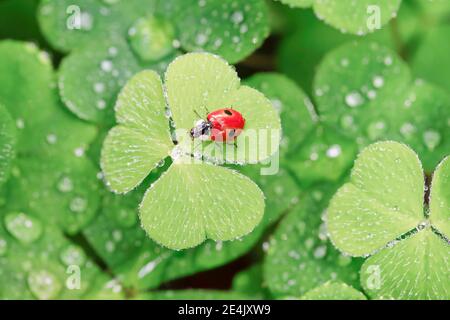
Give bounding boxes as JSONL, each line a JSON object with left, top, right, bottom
{"left": 190, "top": 108, "right": 245, "bottom": 143}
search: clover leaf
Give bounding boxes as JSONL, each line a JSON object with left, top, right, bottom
{"left": 161, "top": 0, "right": 270, "bottom": 64}
{"left": 264, "top": 183, "right": 363, "bottom": 297}
{"left": 39, "top": 0, "right": 270, "bottom": 124}
{"left": 314, "top": 41, "right": 450, "bottom": 172}
{"left": 38, "top": 0, "right": 159, "bottom": 53}
{"left": 0, "top": 40, "right": 100, "bottom": 234}
{"left": 0, "top": 213, "right": 104, "bottom": 299}
{"left": 276, "top": 0, "right": 402, "bottom": 35}
{"left": 0, "top": 104, "right": 16, "bottom": 186}
{"left": 39, "top": 0, "right": 269, "bottom": 64}
{"left": 101, "top": 52, "right": 280, "bottom": 250}
{"left": 166, "top": 54, "right": 281, "bottom": 165}
{"left": 299, "top": 282, "right": 367, "bottom": 300}
{"left": 328, "top": 141, "right": 450, "bottom": 299}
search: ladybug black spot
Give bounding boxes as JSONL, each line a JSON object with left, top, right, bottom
{"left": 224, "top": 109, "right": 233, "bottom": 116}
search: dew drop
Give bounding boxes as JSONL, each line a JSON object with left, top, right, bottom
{"left": 112, "top": 229, "right": 122, "bottom": 242}
{"left": 74, "top": 147, "right": 85, "bottom": 157}
{"left": 0, "top": 238, "right": 8, "bottom": 256}
{"left": 384, "top": 56, "right": 393, "bottom": 66}
{"left": 196, "top": 33, "right": 208, "bottom": 46}
{"left": 128, "top": 16, "right": 175, "bottom": 63}
{"left": 105, "top": 240, "right": 115, "bottom": 253}
{"left": 57, "top": 176, "right": 74, "bottom": 193}
{"left": 345, "top": 91, "right": 364, "bottom": 108}
{"left": 60, "top": 245, "right": 86, "bottom": 266}
{"left": 313, "top": 245, "right": 327, "bottom": 259}
{"left": 97, "top": 99, "right": 106, "bottom": 110}
{"left": 27, "top": 269, "right": 62, "bottom": 300}
{"left": 231, "top": 11, "right": 244, "bottom": 24}
{"left": 423, "top": 130, "right": 441, "bottom": 150}
{"left": 4, "top": 212, "right": 43, "bottom": 244}
{"left": 16, "top": 118, "right": 25, "bottom": 129}
{"left": 372, "top": 75, "right": 384, "bottom": 88}
{"left": 340, "top": 114, "right": 355, "bottom": 130}
{"left": 326, "top": 144, "right": 341, "bottom": 158}
{"left": 80, "top": 12, "right": 93, "bottom": 31}
{"left": 108, "top": 46, "right": 118, "bottom": 56}
{"left": 100, "top": 60, "right": 113, "bottom": 72}
{"left": 46, "top": 134, "right": 57, "bottom": 144}
{"left": 93, "top": 82, "right": 105, "bottom": 93}
{"left": 400, "top": 122, "right": 416, "bottom": 139}
{"left": 70, "top": 197, "right": 87, "bottom": 213}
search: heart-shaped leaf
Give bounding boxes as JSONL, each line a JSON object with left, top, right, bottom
{"left": 327, "top": 141, "right": 424, "bottom": 256}
{"left": 328, "top": 141, "right": 450, "bottom": 299}
{"left": 160, "top": 0, "right": 270, "bottom": 63}
{"left": 101, "top": 70, "right": 173, "bottom": 193}
{"left": 166, "top": 53, "right": 281, "bottom": 165}
{"left": 101, "top": 53, "right": 280, "bottom": 250}
{"left": 140, "top": 159, "right": 264, "bottom": 250}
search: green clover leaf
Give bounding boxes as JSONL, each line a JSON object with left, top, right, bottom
{"left": 38, "top": 0, "right": 159, "bottom": 53}
{"left": 39, "top": 0, "right": 270, "bottom": 124}
{"left": 161, "top": 0, "right": 270, "bottom": 64}
{"left": 0, "top": 213, "right": 105, "bottom": 299}
{"left": 101, "top": 52, "right": 281, "bottom": 250}
{"left": 264, "top": 184, "right": 363, "bottom": 297}
{"left": 84, "top": 165, "right": 298, "bottom": 290}
{"left": 39, "top": 0, "right": 269, "bottom": 64}
{"left": 0, "top": 40, "right": 100, "bottom": 234}
{"left": 0, "top": 104, "right": 16, "bottom": 186}
{"left": 166, "top": 54, "right": 281, "bottom": 165}
{"left": 276, "top": 0, "right": 402, "bottom": 35}
{"left": 328, "top": 141, "right": 450, "bottom": 299}
{"left": 299, "top": 282, "right": 367, "bottom": 300}
{"left": 314, "top": 41, "right": 450, "bottom": 172}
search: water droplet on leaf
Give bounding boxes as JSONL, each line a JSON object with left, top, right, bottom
{"left": 4, "top": 212, "right": 43, "bottom": 244}
{"left": 27, "top": 269, "right": 62, "bottom": 300}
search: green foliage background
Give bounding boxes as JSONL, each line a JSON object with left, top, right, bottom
{"left": 0, "top": 0, "right": 448, "bottom": 300}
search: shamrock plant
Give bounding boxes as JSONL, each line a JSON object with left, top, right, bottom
{"left": 276, "top": 0, "right": 402, "bottom": 35}
{"left": 327, "top": 141, "right": 450, "bottom": 299}
{"left": 38, "top": 0, "right": 269, "bottom": 124}
{"left": 101, "top": 52, "right": 281, "bottom": 250}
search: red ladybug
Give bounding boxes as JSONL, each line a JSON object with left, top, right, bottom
{"left": 190, "top": 108, "right": 245, "bottom": 143}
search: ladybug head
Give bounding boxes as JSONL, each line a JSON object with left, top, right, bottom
{"left": 190, "top": 119, "right": 212, "bottom": 140}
